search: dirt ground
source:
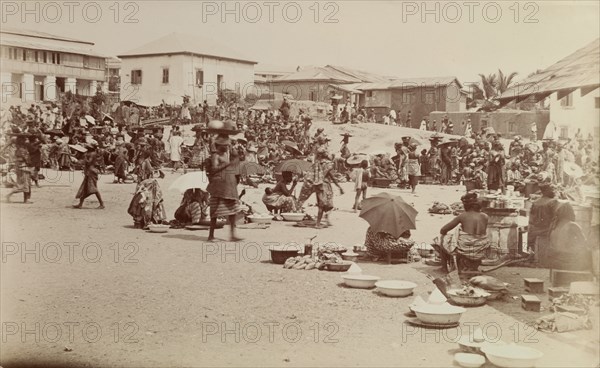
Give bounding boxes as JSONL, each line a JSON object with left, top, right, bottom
{"left": 1, "top": 123, "right": 599, "bottom": 367}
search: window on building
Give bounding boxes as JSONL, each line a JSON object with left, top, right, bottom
{"left": 42, "top": 51, "right": 47, "bottom": 63}
{"left": 595, "top": 97, "right": 600, "bottom": 109}
{"left": 402, "top": 92, "right": 415, "bottom": 104}
{"left": 131, "top": 70, "right": 142, "bottom": 85}
{"left": 34, "top": 51, "right": 38, "bottom": 62}
{"left": 560, "top": 126, "right": 569, "bottom": 139}
{"left": 50, "top": 52, "right": 60, "bottom": 64}
{"left": 560, "top": 93, "right": 573, "bottom": 107}
{"left": 22, "top": 49, "right": 27, "bottom": 61}
{"left": 425, "top": 93, "right": 434, "bottom": 105}
{"left": 366, "top": 91, "right": 373, "bottom": 98}
{"left": 196, "top": 69, "right": 204, "bottom": 86}
{"left": 8, "top": 47, "right": 17, "bottom": 60}
{"left": 162, "top": 68, "right": 169, "bottom": 84}
{"left": 508, "top": 122, "right": 515, "bottom": 132}
{"left": 309, "top": 91, "right": 317, "bottom": 102}
{"left": 83, "top": 56, "right": 89, "bottom": 68}
{"left": 217, "top": 74, "right": 223, "bottom": 93}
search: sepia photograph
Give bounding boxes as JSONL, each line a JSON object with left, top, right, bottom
{"left": 0, "top": 1, "right": 599, "bottom": 367}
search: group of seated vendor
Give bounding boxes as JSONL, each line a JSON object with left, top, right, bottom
{"left": 430, "top": 181, "right": 596, "bottom": 275}
{"left": 371, "top": 153, "right": 398, "bottom": 180}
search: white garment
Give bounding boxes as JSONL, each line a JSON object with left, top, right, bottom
{"left": 169, "top": 135, "right": 184, "bottom": 161}
{"left": 420, "top": 120, "right": 427, "bottom": 131}
{"left": 383, "top": 116, "right": 390, "bottom": 125}
{"left": 389, "top": 110, "right": 397, "bottom": 119}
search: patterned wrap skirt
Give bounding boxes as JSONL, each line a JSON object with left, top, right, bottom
{"left": 209, "top": 197, "right": 241, "bottom": 218}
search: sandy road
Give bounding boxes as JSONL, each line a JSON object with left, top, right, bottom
{"left": 0, "top": 168, "right": 598, "bottom": 367}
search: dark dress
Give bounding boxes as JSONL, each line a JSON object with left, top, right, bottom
{"left": 76, "top": 152, "right": 99, "bottom": 198}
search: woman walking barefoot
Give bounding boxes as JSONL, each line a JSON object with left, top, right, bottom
{"left": 313, "top": 149, "right": 344, "bottom": 229}
{"left": 206, "top": 135, "right": 243, "bottom": 242}
{"left": 73, "top": 142, "right": 105, "bottom": 209}
{"left": 407, "top": 143, "right": 421, "bottom": 194}
{"left": 352, "top": 160, "right": 370, "bottom": 212}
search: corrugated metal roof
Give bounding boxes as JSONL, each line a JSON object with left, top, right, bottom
{"left": 117, "top": 32, "right": 256, "bottom": 64}
{"left": 498, "top": 38, "right": 600, "bottom": 101}
{"left": 255, "top": 64, "right": 297, "bottom": 74}
{"left": 329, "top": 84, "right": 364, "bottom": 94}
{"left": 272, "top": 66, "right": 362, "bottom": 83}
{"left": 326, "top": 65, "right": 396, "bottom": 83}
{"left": 347, "top": 76, "right": 462, "bottom": 91}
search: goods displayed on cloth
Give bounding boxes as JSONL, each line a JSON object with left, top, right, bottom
{"left": 535, "top": 312, "right": 592, "bottom": 333}
{"left": 468, "top": 275, "right": 509, "bottom": 300}
{"left": 446, "top": 285, "right": 490, "bottom": 307}
{"left": 429, "top": 201, "right": 452, "bottom": 214}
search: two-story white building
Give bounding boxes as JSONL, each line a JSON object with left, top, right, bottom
{"left": 0, "top": 28, "right": 107, "bottom": 104}
{"left": 117, "top": 33, "right": 257, "bottom": 106}
{"left": 498, "top": 38, "right": 599, "bottom": 140}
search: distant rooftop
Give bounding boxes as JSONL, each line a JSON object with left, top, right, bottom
{"left": 0, "top": 28, "right": 105, "bottom": 57}
{"left": 255, "top": 64, "right": 297, "bottom": 75}
{"left": 348, "top": 76, "right": 463, "bottom": 91}
{"left": 271, "top": 65, "right": 397, "bottom": 84}
{"left": 0, "top": 27, "right": 94, "bottom": 45}
{"left": 117, "top": 32, "right": 257, "bottom": 64}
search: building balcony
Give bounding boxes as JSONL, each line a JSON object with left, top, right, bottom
{"left": 1, "top": 59, "right": 105, "bottom": 80}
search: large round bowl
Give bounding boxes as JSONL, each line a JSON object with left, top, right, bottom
{"left": 269, "top": 246, "right": 300, "bottom": 264}
{"left": 247, "top": 214, "right": 272, "bottom": 224}
{"left": 375, "top": 280, "right": 417, "bottom": 297}
{"left": 327, "top": 262, "right": 352, "bottom": 272}
{"left": 281, "top": 213, "right": 306, "bottom": 222}
{"left": 481, "top": 345, "right": 543, "bottom": 368}
{"left": 341, "top": 274, "right": 380, "bottom": 289}
{"left": 454, "top": 353, "right": 485, "bottom": 368}
{"left": 411, "top": 303, "right": 466, "bottom": 325}
{"left": 447, "top": 288, "right": 490, "bottom": 307}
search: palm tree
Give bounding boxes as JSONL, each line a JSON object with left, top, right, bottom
{"left": 496, "top": 69, "right": 518, "bottom": 95}
{"left": 479, "top": 73, "right": 497, "bottom": 100}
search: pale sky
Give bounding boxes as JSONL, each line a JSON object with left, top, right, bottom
{"left": 2, "top": 0, "right": 598, "bottom": 85}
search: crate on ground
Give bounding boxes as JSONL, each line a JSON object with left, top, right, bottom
{"left": 524, "top": 278, "right": 544, "bottom": 293}
{"left": 521, "top": 295, "right": 541, "bottom": 312}
{"left": 548, "top": 287, "right": 569, "bottom": 300}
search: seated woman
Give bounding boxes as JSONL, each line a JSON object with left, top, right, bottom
{"left": 174, "top": 188, "right": 210, "bottom": 225}
{"left": 127, "top": 178, "right": 167, "bottom": 229}
{"left": 546, "top": 201, "right": 593, "bottom": 272}
{"left": 262, "top": 171, "right": 298, "bottom": 214}
{"left": 506, "top": 162, "right": 524, "bottom": 191}
{"left": 365, "top": 228, "right": 415, "bottom": 263}
{"left": 434, "top": 193, "right": 491, "bottom": 272}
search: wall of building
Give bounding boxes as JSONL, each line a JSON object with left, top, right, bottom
{"left": 364, "top": 90, "right": 392, "bottom": 108}
{"left": 549, "top": 88, "right": 600, "bottom": 140}
{"left": 269, "top": 81, "right": 332, "bottom": 103}
{"left": 429, "top": 110, "right": 550, "bottom": 139}
{"left": 120, "top": 54, "right": 255, "bottom": 106}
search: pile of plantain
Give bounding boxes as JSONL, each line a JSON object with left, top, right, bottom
{"left": 283, "top": 255, "right": 325, "bottom": 270}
